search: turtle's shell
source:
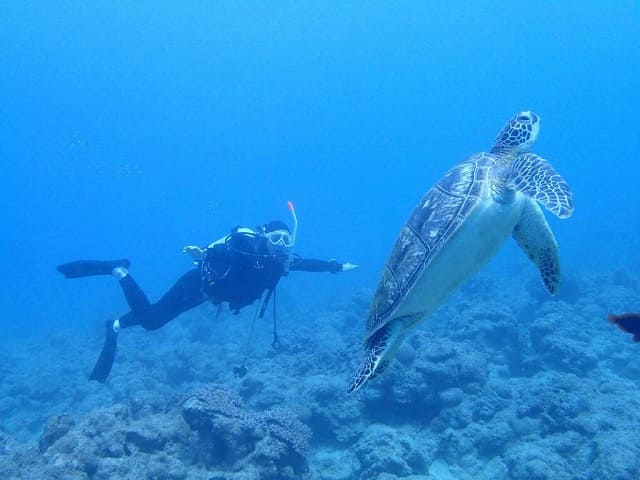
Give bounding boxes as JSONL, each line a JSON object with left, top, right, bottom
{"left": 365, "top": 153, "right": 495, "bottom": 341}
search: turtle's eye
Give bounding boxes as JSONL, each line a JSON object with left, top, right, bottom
{"left": 517, "top": 115, "right": 530, "bottom": 122}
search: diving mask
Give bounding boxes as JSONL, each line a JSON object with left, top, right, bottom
{"left": 265, "top": 229, "right": 295, "bottom": 248}
{"left": 265, "top": 201, "right": 298, "bottom": 249}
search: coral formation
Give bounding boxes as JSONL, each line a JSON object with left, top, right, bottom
{"left": 2, "top": 269, "right": 640, "bottom": 479}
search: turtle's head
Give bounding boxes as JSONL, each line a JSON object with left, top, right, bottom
{"left": 491, "top": 111, "right": 540, "bottom": 154}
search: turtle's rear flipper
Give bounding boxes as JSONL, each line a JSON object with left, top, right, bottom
{"left": 57, "top": 259, "right": 130, "bottom": 279}
{"left": 347, "top": 348, "right": 377, "bottom": 394}
{"left": 89, "top": 320, "right": 118, "bottom": 383}
{"left": 510, "top": 153, "right": 574, "bottom": 219}
{"left": 512, "top": 200, "right": 560, "bottom": 295}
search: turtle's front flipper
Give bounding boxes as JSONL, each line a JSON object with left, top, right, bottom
{"left": 511, "top": 153, "right": 574, "bottom": 219}
{"left": 513, "top": 200, "right": 560, "bottom": 294}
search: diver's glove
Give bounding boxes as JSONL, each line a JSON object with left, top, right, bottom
{"left": 342, "top": 262, "right": 359, "bottom": 271}
{"left": 183, "top": 245, "right": 206, "bottom": 262}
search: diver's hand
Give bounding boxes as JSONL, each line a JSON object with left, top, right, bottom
{"left": 183, "top": 245, "right": 206, "bottom": 261}
{"left": 342, "top": 262, "right": 359, "bottom": 272}
{"left": 328, "top": 259, "right": 359, "bottom": 273}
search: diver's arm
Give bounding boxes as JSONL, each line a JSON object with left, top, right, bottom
{"left": 183, "top": 245, "right": 207, "bottom": 261}
{"left": 204, "top": 239, "right": 263, "bottom": 266}
{"left": 290, "top": 257, "right": 358, "bottom": 273}
{"left": 290, "top": 258, "right": 341, "bottom": 273}
{"left": 204, "top": 243, "right": 239, "bottom": 263}
{"left": 183, "top": 243, "right": 236, "bottom": 264}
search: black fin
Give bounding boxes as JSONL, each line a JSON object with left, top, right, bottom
{"left": 56, "top": 259, "right": 130, "bottom": 279}
{"left": 89, "top": 320, "right": 118, "bottom": 383}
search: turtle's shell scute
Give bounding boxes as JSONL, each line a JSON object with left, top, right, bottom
{"left": 366, "top": 154, "right": 494, "bottom": 340}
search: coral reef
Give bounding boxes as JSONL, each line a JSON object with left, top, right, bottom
{"left": 182, "top": 383, "right": 311, "bottom": 478}
{"left": 1, "top": 383, "right": 310, "bottom": 480}
{"left": 2, "top": 269, "right": 640, "bottom": 479}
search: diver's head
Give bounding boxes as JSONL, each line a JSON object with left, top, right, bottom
{"left": 261, "top": 202, "right": 299, "bottom": 257}
{"left": 262, "top": 220, "right": 294, "bottom": 255}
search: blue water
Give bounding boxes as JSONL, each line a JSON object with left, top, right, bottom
{"left": 1, "top": 2, "right": 639, "bottom": 479}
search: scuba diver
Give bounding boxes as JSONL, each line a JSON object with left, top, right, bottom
{"left": 56, "top": 202, "right": 358, "bottom": 383}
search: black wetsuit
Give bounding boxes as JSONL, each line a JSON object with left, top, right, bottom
{"left": 117, "top": 231, "right": 341, "bottom": 331}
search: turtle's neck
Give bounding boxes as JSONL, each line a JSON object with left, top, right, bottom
{"left": 489, "top": 146, "right": 522, "bottom": 162}
{"left": 490, "top": 150, "right": 521, "bottom": 204}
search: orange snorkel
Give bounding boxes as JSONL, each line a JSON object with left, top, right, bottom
{"left": 287, "top": 200, "right": 298, "bottom": 247}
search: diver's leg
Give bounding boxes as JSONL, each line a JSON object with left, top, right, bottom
{"left": 114, "top": 268, "right": 150, "bottom": 312}
{"left": 90, "top": 269, "right": 206, "bottom": 382}
{"left": 118, "top": 269, "right": 206, "bottom": 331}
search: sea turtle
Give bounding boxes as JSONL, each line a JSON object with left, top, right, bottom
{"left": 348, "top": 111, "right": 574, "bottom": 393}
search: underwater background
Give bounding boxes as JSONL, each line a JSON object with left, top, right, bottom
{"left": 1, "top": 1, "right": 639, "bottom": 479}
